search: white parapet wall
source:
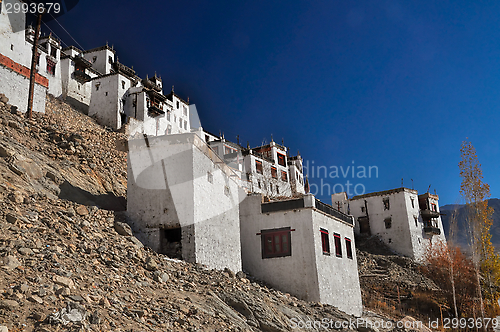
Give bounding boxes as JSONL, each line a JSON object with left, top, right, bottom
{"left": 127, "top": 132, "right": 242, "bottom": 272}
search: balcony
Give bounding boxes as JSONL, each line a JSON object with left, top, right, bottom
{"left": 74, "top": 56, "right": 92, "bottom": 69}
{"left": 421, "top": 209, "right": 440, "bottom": 219}
{"left": 148, "top": 105, "right": 164, "bottom": 116}
{"left": 73, "top": 70, "right": 91, "bottom": 82}
{"left": 424, "top": 226, "right": 441, "bottom": 235}
{"left": 113, "top": 61, "right": 136, "bottom": 77}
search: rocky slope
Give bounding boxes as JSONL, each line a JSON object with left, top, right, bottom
{"left": 0, "top": 94, "right": 434, "bottom": 332}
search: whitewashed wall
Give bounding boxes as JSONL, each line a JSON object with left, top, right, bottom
{"left": 240, "top": 194, "right": 362, "bottom": 316}
{"left": 311, "top": 209, "right": 362, "bottom": 316}
{"left": 89, "top": 73, "right": 131, "bottom": 129}
{"left": 83, "top": 47, "right": 115, "bottom": 75}
{"left": 0, "top": 65, "right": 46, "bottom": 113}
{"left": 60, "top": 56, "right": 95, "bottom": 113}
{"left": 0, "top": 0, "right": 30, "bottom": 67}
{"left": 349, "top": 188, "right": 446, "bottom": 262}
{"left": 127, "top": 133, "right": 242, "bottom": 272}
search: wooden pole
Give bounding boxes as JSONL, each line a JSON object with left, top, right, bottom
{"left": 27, "top": 10, "right": 44, "bottom": 119}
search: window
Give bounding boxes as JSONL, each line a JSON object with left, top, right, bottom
{"left": 95, "top": 83, "right": 100, "bottom": 91}
{"left": 122, "top": 81, "right": 125, "bottom": 89}
{"left": 261, "top": 227, "right": 291, "bottom": 259}
{"left": 414, "top": 216, "right": 418, "bottom": 227}
{"left": 255, "top": 160, "right": 263, "bottom": 174}
{"left": 167, "top": 112, "right": 170, "bottom": 121}
{"left": 257, "top": 180, "right": 261, "bottom": 189}
{"left": 320, "top": 229, "right": 330, "bottom": 255}
{"left": 184, "top": 120, "right": 187, "bottom": 130}
{"left": 92, "top": 56, "right": 97, "bottom": 63}
{"left": 345, "top": 238, "right": 353, "bottom": 259}
{"left": 281, "top": 171, "right": 288, "bottom": 182}
{"left": 205, "top": 135, "right": 209, "bottom": 142}
{"left": 108, "top": 55, "right": 113, "bottom": 64}
{"left": 410, "top": 197, "right": 415, "bottom": 209}
{"left": 276, "top": 186, "right": 279, "bottom": 195}
{"left": 334, "top": 233, "right": 342, "bottom": 257}
{"left": 224, "top": 185, "right": 230, "bottom": 196}
{"left": 50, "top": 46, "right": 57, "bottom": 58}
{"left": 431, "top": 203, "right": 437, "bottom": 212}
{"left": 176, "top": 101, "right": 179, "bottom": 109}
{"left": 46, "top": 59, "right": 56, "bottom": 76}
{"left": 105, "top": 92, "right": 108, "bottom": 96}
{"left": 224, "top": 145, "right": 236, "bottom": 155}
{"left": 277, "top": 153, "right": 286, "bottom": 167}
{"left": 180, "top": 118, "right": 183, "bottom": 127}
{"left": 384, "top": 217, "right": 392, "bottom": 229}
{"left": 183, "top": 105, "right": 187, "bottom": 116}
{"left": 10, "top": 44, "right": 13, "bottom": 51}
{"left": 383, "top": 197, "right": 390, "bottom": 210}
{"left": 361, "top": 206, "right": 365, "bottom": 213}
{"left": 207, "top": 171, "right": 213, "bottom": 183}
{"left": 166, "top": 125, "right": 172, "bottom": 135}
{"left": 271, "top": 166, "right": 277, "bottom": 178}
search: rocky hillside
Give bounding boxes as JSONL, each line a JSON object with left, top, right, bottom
{"left": 0, "top": 94, "right": 436, "bottom": 332}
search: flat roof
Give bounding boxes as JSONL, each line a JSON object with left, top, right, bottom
{"left": 350, "top": 187, "right": 418, "bottom": 200}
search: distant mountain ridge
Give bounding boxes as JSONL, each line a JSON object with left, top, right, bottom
{"left": 440, "top": 198, "right": 500, "bottom": 250}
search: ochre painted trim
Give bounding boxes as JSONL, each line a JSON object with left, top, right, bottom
{"left": 0, "top": 53, "right": 49, "bottom": 88}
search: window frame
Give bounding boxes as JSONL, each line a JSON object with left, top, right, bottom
{"left": 345, "top": 237, "right": 353, "bottom": 259}
{"left": 277, "top": 153, "right": 286, "bottom": 167}
{"left": 383, "top": 197, "right": 390, "bottom": 210}
{"left": 320, "top": 228, "right": 330, "bottom": 255}
{"left": 281, "top": 170, "right": 288, "bottom": 182}
{"left": 384, "top": 217, "right": 392, "bottom": 229}
{"left": 334, "top": 233, "right": 342, "bottom": 258}
{"left": 46, "top": 59, "right": 56, "bottom": 76}
{"left": 255, "top": 160, "right": 263, "bottom": 174}
{"left": 271, "top": 166, "right": 277, "bottom": 178}
{"left": 261, "top": 227, "right": 292, "bottom": 259}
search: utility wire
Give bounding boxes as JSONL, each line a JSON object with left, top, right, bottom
{"left": 41, "top": 21, "right": 67, "bottom": 48}
{"left": 48, "top": 13, "right": 85, "bottom": 51}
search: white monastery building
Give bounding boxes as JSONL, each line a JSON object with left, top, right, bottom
{"left": 1, "top": 3, "right": 192, "bottom": 139}
{"left": 127, "top": 131, "right": 363, "bottom": 316}
{"left": 333, "top": 187, "right": 447, "bottom": 262}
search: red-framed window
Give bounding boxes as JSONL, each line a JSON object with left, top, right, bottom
{"left": 345, "top": 237, "right": 353, "bottom": 259}
{"left": 271, "top": 166, "right": 277, "bottom": 178}
{"left": 255, "top": 160, "right": 263, "bottom": 174}
{"left": 261, "top": 227, "right": 292, "bottom": 259}
{"left": 320, "top": 228, "right": 330, "bottom": 255}
{"left": 46, "top": 59, "right": 56, "bottom": 76}
{"left": 277, "top": 153, "right": 286, "bottom": 166}
{"left": 281, "top": 170, "right": 288, "bottom": 182}
{"left": 334, "top": 233, "right": 342, "bottom": 258}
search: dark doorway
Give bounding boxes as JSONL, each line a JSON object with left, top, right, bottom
{"left": 358, "top": 216, "right": 371, "bottom": 235}
{"left": 160, "top": 227, "right": 182, "bottom": 259}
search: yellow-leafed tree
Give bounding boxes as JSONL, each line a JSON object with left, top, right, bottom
{"left": 459, "top": 140, "right": 499, "bottom": 320}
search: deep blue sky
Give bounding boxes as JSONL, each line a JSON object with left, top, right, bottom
{"left": 44, "top": 0, "right": 500, "bottom": 205}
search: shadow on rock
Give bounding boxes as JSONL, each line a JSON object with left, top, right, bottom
{"left": 58, "top": 180, "right": 126, "bottom": 211}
